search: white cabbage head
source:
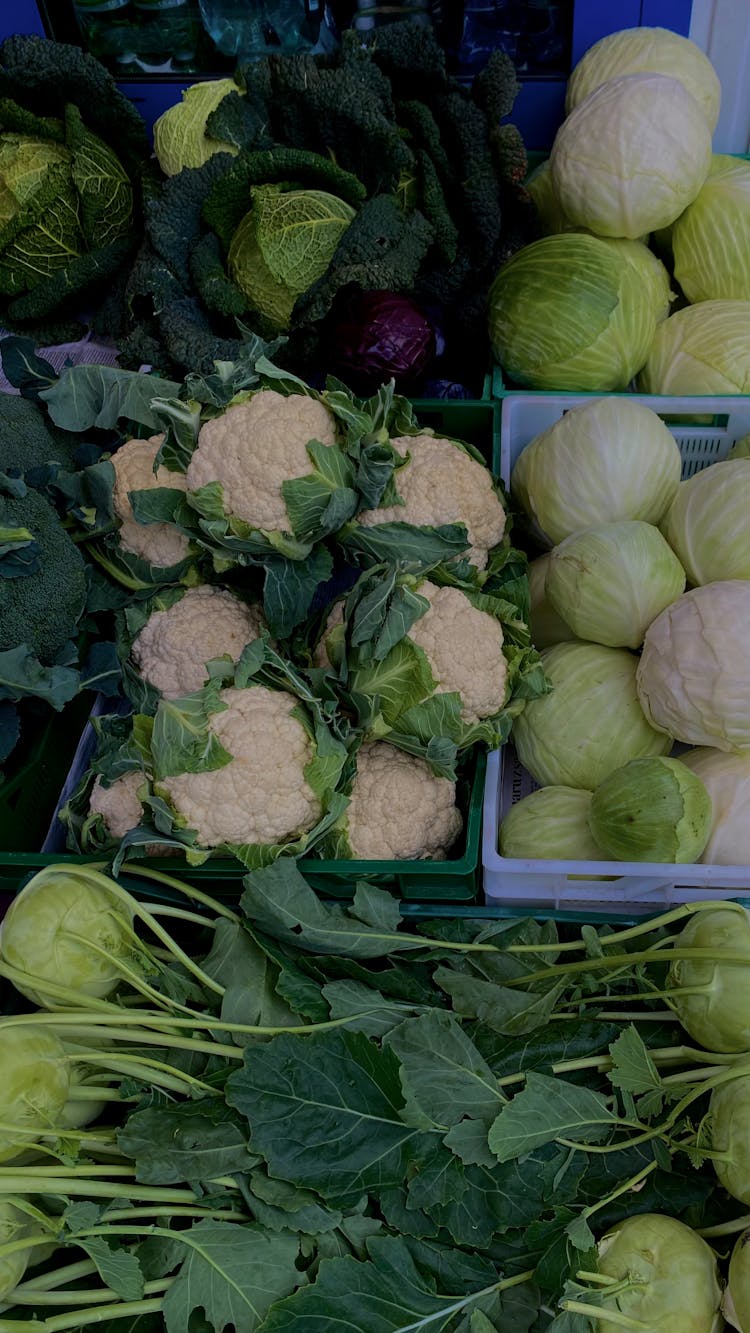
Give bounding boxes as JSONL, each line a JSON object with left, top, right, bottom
{"left": 487, "top": 233, "right": 671, "bottom": 392}
{"left": 511, "top": 397, "right": 682, "bottom": 548}
{"left": 673, "top": 155, "right": 750, "bottom": 303}
{"left": 637, "top": 300, "right": 750, "bottom": 394}
{"left": 552, "top": 73, "right": 712, "bottom": 239}
{"left": 528, "top": 555, "right": 575, "bottom": 649}
{"left": 566, "top": 26, "right": 721, "bottom": 130}
{"left": 637, "top": 581, "right": 750, "bottom": 751}
{"left": 661, "top": 458, "right": 750, "bottom": 585}
{"left": 681, "top": 748, "right": 750, "bottom": 865}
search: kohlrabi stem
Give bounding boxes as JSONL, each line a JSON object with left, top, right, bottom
{"left": 66, "top": 1087, "right": 124, "bottom": 1105}
{"left": 65, "top": 1049, "right": 224, "bottom": 1094}
{"left": 583, "top": 1161, "right": 658, "bottom": 1220}
{"left": 572, "top": 987, "right": 710, "bottom": 1007}
{"left": 576, "top": 1272, "right": 621, "bottom": 1285}
{"left": 100, "top": 1205, "right": 247, "bottom": 1223}
{"left": 62, "top": 928, "right": 215, "bottom": 1020}
{"left": 0, "top": 961, "right": 124, "bottom": 1013}
{"left": 0, "top": 1165, "right": 133, "bottom": 1178}
{"left": 495, "top": 1044, "right": 725, "bottom": 1092}
{"left": 503, "top": 947, "right": 750, "bottom": 990}
{"left": 508, "top": 901, "right": 746, "bottom": 956}
{"left": 0, "top": 1297, "right": 166, "bottom": 1332}
{"left": 698, "top": 1214, "right": 750, "bottom": 1238}
{"left": 140, "top": 904, "right": 216, "bottom": 928}
{"left": 561, "top": 1299, "right": 647, "bottom": 1329}
{"left": 0, "top": 1180, "right": 201, "bottom": 1203}
{"left": 10, "top": 1277, "right": 173, "bottom": 1307}
{"left": 58, "top": 1024, "right": 242, "bottom": 1059}
{"left": 118, "top": 864, "right": 239, "bottom": 921}
{"left": 14, "top": 1261, "right": 98, "bottom": 1293}
{"left": 0, "top": 1007, "right": 388, "bottom": 1046}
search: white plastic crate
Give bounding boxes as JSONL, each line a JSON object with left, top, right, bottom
{"left": 486, "top": 392, "right": 750, "bottom": 913}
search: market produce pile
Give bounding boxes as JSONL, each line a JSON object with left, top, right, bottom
{"left": 488, "top": 26, "right": 750, "bottom": 396}
{"left": 0, "top": 861, "right": 748, "bottom": 1331}
{"left": 500, "top": 394, "right": 750, "bottom": 866}
{"left": 0, "top": 335, "right": 542, "bottom": 867}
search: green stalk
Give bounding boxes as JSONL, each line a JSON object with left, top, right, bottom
{"left": 508, "top": 901, "right": 745, "bottom": 956}
{"left": 65, "top": 1049, "right": 223, "bottom": 1094}
{"left": 561, "top": 1299, "right": 647, "bottom": 1328}
{"left": 63, "top": 929, "right": 215, "bottom": 1020}
{"left": 11, "top": 1277, "right": 173, "bottom": 1307}
{"left": 698, "top": 1214, "right": 750, "bottom": 1238}
{"left": 0, "top": 1297, "right": 166, "bottom": 1332}
{"left": 0, "top": 1166, "right": 133, "bottom": 1179}
{"left": 14, "top": 1261, "right": 98, "bottom": 1293}
{"left": 503, "top": 947, "right": 750, "bottom": 990}
{"left": 142, "top": 904, "right": 216, "bottom": 928}
{"left": 0, "top": 1180, "right": 199, "bottom": 1202}
{"left": 583, "top": 1161, "right": 658, "bottom": 1222}
{"left": 119, "top": 864, "right": 239, "bottom": 921}
{"left": 0, "top": 1006, "right": 395, "bottom": 1047}
{"left": 0, "top": 961, "right": 124, "bottom": 1013}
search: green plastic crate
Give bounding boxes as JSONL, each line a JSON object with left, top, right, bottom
{"left": 0, "top": 695, "right": 96, "bottom": 854}
{"left": 410, "top": 395, "right": 500, "bottom": 469}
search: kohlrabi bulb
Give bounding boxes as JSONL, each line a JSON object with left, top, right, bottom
{"left": 596, "top": 1212, "right": 723, "bottom": 1333}
{"left": 727, "top": 1231, "right": 750, "bottom": 1331}
{"left": 0, "top": 1026, "right": 71, "bottom": 1162}
{"left": 709, "top": 1075, "right": 750, "bottom": 1204}
{"left": 0, "top": 869, "right": 138, "bottom": 1006}
{"left": 0, "top": 1201, "right": 37, "bottom": 1301}
{"left": 667, "top": 908, "right": 750, "bottom": 1052}
{"left": 588, "top": 756, "right": 712, "bottom": 862}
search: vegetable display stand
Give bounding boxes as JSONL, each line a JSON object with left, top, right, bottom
{"left": 483, "top": 748, "right": 750, "bottom": 914}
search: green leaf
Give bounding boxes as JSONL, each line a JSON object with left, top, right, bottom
{"left": 474, "top": 1020, "right": 620, "bottom": 1080}
{"left": 351, "top": 881, "right": 402, "bottom": 932}
{"left": 410, "top": 1148, "right": 569, "bottom": 1250}
{"left": 564, "top": 1213, "right": 596, "bottom": 1253}
{"left": 263, "top": 546, "right": 333, "bottom": 638}
{"left": 40, "top": 365, "right": 181, "bottom": 432}
{"left": 339, "top": 520, "right": 471, "bottom": 571}
{"left": 607, "top": 1026, "right": 664, "bottom": 1106}
{"left": 281, "top": 440, "right": 358, "bottom": 542}
{"left": 0, "top": 524, "right": 41, "bottom": 575}
{"left": 258, "top": 1234, "right": 501, "bottom": 1333}
{"left": 350, "top": 636, "right": 436, "bottom": 727}
{"left": 0, "top": 335, "right": 56, "bottom": 396}
{"left": 248, "top": 1171, "right": 343, "bottom": 1235}
{"left": 0, "top": 700, "right": 20, "bottom": 763}
{"left": 443, "top": 1118, "right": 498, "bottom": 1169}
{"left": 323, "top": 979, "right": 420, "bottom": 1038}
{"left": 202, "top": 919, "right": 302, "bottom": 1041}
{"left": 117, "top": 1101, "right": 257, "bottom": 1185}
{"left": 162, "top": 1222, "right": 304, "bottom": 1333}
{"left": 76, "top": 1236, "right": 145, "bottom": 1303}
{"left": 150, "top": 679, "right": 232, "bottom": 780}
{"left": 488, "top": 1074, "right": 618, "bottom": 1164}
{"left": 0, "top": 643, "right": 79, "bottom": 708}
{"left": 435, "top": 969, "right": 565, "bottom": 1037}
{"left": 226, "top": 1029, "right": 436, "bottom": 1206}
{"left": 385, "top": 1011, "right": 503, "bottom": 1133}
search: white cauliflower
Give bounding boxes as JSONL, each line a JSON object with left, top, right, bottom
{"left": 409, "top": 582, "right": 508, "bottom": 723}
{"left": 111, "top": 435, "right": 190, "bottom": 568}
{"left": 186, "top": 390, "right": 337, "bottom": 531}
{"left": 358, "top": 434, "right": 506, "bottom": 569}
{"left": 344, "top": 743, "right": 462, "bottom": 860}
{"left": 131, "top": 585, "right": 267, "bottom": 699}
{"left": 159, "top": 685, "right": 321, "bottom": 848}
{"left": 89, "top": 771, "right": 145, "bottom": 841}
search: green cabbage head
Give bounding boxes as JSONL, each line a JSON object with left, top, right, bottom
{"left": 153, "top": 78, "right": 241, "bottom": 176}
{"left": 566, "top": 26, "right": 721, "bottom": 130}
{"left": 638, "top": 300, "right": 750, "bottom": 394}
{"left": 0, "top": 109, "right": 134, "bottom": 302}
{"left": 673, "top": 155, "right": 750, "bottom": 303}
{"left": 488, "top": 233, "right": 671, "bottom": 391}
{"left": 662, "top": 458, "right": 750, "bottom": 586}
{"left": 500, "top": 785, "right": 603, "bottom": 860}
{"left": 228, "top": 184, "right": 356, "bottom": 332}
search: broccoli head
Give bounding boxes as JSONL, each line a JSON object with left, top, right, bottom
{"left": 0, "top": 487, "right": 87, "bottom": 663}
{"left": 0, "top": 394, "right": 80, "bottom": 481}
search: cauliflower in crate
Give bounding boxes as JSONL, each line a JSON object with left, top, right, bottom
{"left": 111, "top": 434, "right": 191, "bottom": 570}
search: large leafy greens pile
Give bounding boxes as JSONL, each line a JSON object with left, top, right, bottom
{"left": 106, "top": 22, "right": 533, "bottom": 391}
{"left": 0, "top": 35, "right": 149, "bottom": 342}
{"left": 0, "top": 861, "right": 744, "bottom": 1332}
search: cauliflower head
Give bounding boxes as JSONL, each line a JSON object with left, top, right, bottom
{"left": 358, "top": 434, "right": 506, "bottom": 569}
{"left": 89, "top": 771, "right": 145, "bottom": 841}
{"left": 112, "top": 435, "right": 190, "bottom": 568}
{"left": 159, "top": 684, "right": 321, "bottom": 848}
{"left": 409, "top": 582, "right": 508, "bottom": 723}
{"left": 131, "top": 585, "right": 267, "bottom": 699}
{"left": 185, "top": 389, "right": 337, "bottom": 532}
{"left": 344, "top": 743, "right": 462, "bottom": 860}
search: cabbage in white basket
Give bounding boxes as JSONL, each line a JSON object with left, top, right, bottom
{"left": 546, "top": 520, "right": 685, "bottom": 649}
{"left": 488, "top": 234, "right": 671, "bottom": 392}
{"left": 511, "top": 397, "right": 682, "bottom": 547}
{"left": 565, "top": 26, "right": 721, "bottom": 130}
{"left": 638, "top": 300, "right": 750, "bottom": 395}
{"left": 673, "top": 155, "right": 750, "bottom": 303}
{"left": 588, "top": 755, "right": 712, "bottom": 863}
{"left": 528, "top": 554, "right": 575, "bottom": 649}
{"left": 662, "top": 458, "right": 750, "bottom": 585}
{"left": 499, "top": 786, "right": 604, "bottom": 860}
{"left": 681, "top": 748, "right": 750, "bottom": 864}
{"left": 637, "top": 580, "right": 750, "bottom": 751}
{"left": 551, "top": 72, "right": 712, "bottom": 239}
{"left": 512, "top": 642, "right": 670, "bottom": 790}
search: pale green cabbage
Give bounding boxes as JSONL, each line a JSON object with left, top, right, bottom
{"left": 662, "top": 458, "right": 750, "bottom": 585}
{"left": 637, "top": 581, "right": 750, "bottom": 751}
{"left": 728, "top": 1230, "right": 750, "bottom": 1333}
{"left": 729, "top": 432, "right": 750, "bottom": 459}
{"left": 566, "top": 26, "right": 721, "bottom": 130}
{"left": 552, "top": 73, "right": 712, "bottom": 239}
{"left": 673, "top": 155, "right": 750, "bottom": 303}
{"left": 637, "top": 300, "right": 750, "bottom": 394}
{"left": 589, "top": 755, "right": 712, "bottom": 862}
{"left": 681, "top": 748, "right": 750, "bottom": 864}
{"left": 528, "top": 555, "right": 574, "bottom": 649}
{"left": 153, "top": 78, "right": 241, "bottom": 176}
{"left": 511, "top": 397, "right": 682, "bottom": 547}
{"left": 525, "top": 159, "right": 575, "bottom": 236}
{"left": 596, "top": 1213, "right": 723, "bottom": 1333}
{"left": 499, "top": 785, "right": 603, "bottom": 860}
{"left": 546, "top": 520, "right": 685, "bottom": 649}
{"left": 512, "top": 642, "right": 671, "bottom": 790}
{"left": 488, "top": 233, "right": 670, "bottom": 391}
{"left": 228, "top": 184, "right": 356, "bottom": 332}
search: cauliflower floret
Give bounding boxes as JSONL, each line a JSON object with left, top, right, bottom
{"left": 111, "top": 435, "right": 190, "bottom": 568}
{"left": 345, "top": 743, "right": 462, "bottom": 860}
{"left": 131, "top": 586, "right": 267, "bottom": 699}
{"left": 358, "top": 434, "right": 506, "bottom": 569}
{"left": 186, "top": 390, "right": 337, "bottom": 531}
{"left": 409, "top": 582, "right": 508, "bottom": 723}
{"left": 160, "top": 685, "right": 321, "bottom": 848}
{"left": 89, "top": 771, "right": 145, "bottom": 840}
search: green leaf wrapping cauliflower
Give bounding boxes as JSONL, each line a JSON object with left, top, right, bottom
{"left": 121, "top": 583, "right": 268, "bottom": 708}
{"left": 354, "top": 433, "right": 506, "bottom": 571}
{"left": 322, "top": 742, "right": 462, "bottom": 861}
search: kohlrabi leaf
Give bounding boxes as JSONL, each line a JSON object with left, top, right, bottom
{"left": 118, "top": 1102, "right": 258, "bottom": 1185}
{"left": 40, "top": 365, "right": 181, "bottom": 432}
{"left": 384, "top": 1011, "right": 503, "bottom": 1133}
{"left": 161, "top": 1222, "right": 304, "bottom": 1333}
{"left": 488, "top": 1073, "right": 619, "bottom": 1164}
